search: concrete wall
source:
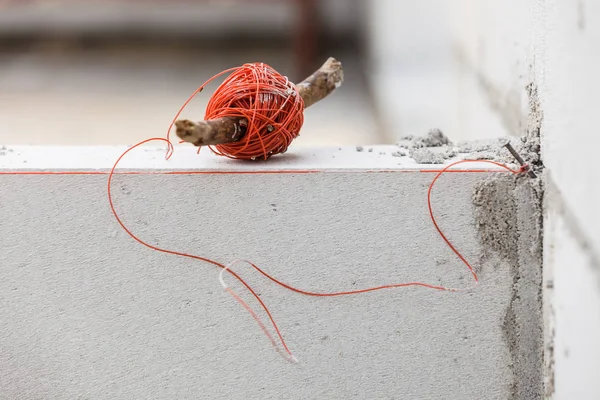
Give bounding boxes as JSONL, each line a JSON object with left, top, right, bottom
{"left": 451, "top": 0, "right": 600, "bottom": 398}
{"left": 0, "top": 146, "right": 543, "bottom": 399}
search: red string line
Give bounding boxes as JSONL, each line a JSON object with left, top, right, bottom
{"left": 0, "top": 169, "right": 514, "bottom": 175}
{"left": 210, "top": 161, "right": 527, "bottom": 361}
{"left": 219, "top": 259, "right": 299, "bottom": 363}
{"left": 107, "top": 137, "right": 300, "bottom": 358}
{"left": 105, "top": 136, "right": 526, "bottom": 361}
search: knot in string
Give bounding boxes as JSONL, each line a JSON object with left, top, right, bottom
{"left": 205, "top": 63, "right": 305, "bottom": 160}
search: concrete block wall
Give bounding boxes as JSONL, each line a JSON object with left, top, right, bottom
{"left": 451, "top": 1, "right": 600, "bottom": 398}
{"left": 0, "top": 146, "right": 543, "bottom": 399}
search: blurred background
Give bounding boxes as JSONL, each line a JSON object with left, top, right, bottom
{"left": 0, "top": 0, "right": 460, "bottom": 147}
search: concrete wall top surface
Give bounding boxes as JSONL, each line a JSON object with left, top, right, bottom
{"left": 0, "top": 145, "right": 508, "bottom": 171}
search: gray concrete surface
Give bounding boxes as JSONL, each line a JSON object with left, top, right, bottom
{"left": 0, "top": 146, "right": 542, "bottom": 399}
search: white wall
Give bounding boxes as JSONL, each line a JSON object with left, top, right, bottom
{"left": 452, "top": 0, "right": 600, "bottom": 398}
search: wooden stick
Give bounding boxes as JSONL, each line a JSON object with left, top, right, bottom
{"left": 175, "top": 57, "right": 344, "bottom": 147}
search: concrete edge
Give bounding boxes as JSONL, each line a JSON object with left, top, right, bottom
{"left": 0, "top": 145, "right": 509, "bottom": 172}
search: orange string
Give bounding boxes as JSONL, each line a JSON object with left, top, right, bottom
{"left": 106, "top": 137, "right": 296, "bottom": 358}
{"left": 207, "top": 63, "right": 304, "bottom": 160}
{"left": 167, "top": 62, "right": 304, "bottom": 161}
{"left": 0, "top": 169, "right": 514, "bottom": 175}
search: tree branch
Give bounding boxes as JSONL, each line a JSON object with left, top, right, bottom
{"left": 175, "top": 57, "right": 344, "bottom": 147}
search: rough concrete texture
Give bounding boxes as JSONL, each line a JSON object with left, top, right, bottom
{"left": 462, "top": 73, "right": 545, "bottom": 399}
{"left": 473, "top": 173, "right": 544, "bottom": 399}
{"left": 0, "top": 146, "right": 543, "bottom": 399}
{"left": 395, "top": 128, "right": 540, "bottom": 174}
{"left": 398, "top": 130, "right": 458, "bottom": 164}
{"left": 409, "top": 148, "right": 447, "bottom": 164}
